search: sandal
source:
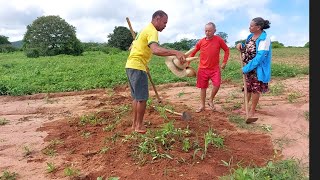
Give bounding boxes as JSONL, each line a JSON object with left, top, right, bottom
{"left": 207, "top": 102, "right": 216, "bottom": 111}
{"left": 195, "top": 107, "right": 204, "bottom": 113}
{"left": 135, "top": 129, "right": 147, "bottom": 134}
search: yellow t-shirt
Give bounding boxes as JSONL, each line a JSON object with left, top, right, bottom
{"left": 125, "top": 23, "right": 159, "bottom": 72}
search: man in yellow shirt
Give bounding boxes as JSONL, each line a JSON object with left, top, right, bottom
{"left": 125, "top": 10, "right": 186, "bottom": 134}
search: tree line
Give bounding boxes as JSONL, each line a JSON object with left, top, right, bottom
{"left": 0, "top": 15, "right": 309, "bottom": 57}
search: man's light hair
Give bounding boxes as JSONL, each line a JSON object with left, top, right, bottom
{"left": 206, "top": 22, "right": 216, "bottom": 29}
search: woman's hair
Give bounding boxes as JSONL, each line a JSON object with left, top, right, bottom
{"left": 252, "top": 17, "right": 271, "bottom": 30}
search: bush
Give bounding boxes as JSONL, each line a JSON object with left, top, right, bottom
{"left": 101, "top": 46, "right": 122, "bottom": 55}
{"left": 0, "top": 84, "right": 9, "bottom": 95}
{"left": 25, "top": 48, "right": 40, "bottom": 58}
{"left": 0, "top": 44, "right": 18, "bottom": 53}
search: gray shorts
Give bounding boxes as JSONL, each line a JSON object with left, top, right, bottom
{"left": 126, "top": 68, "right": 149, "bottom": 101}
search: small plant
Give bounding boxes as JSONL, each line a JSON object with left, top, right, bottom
{"left": 268, "top": 82, "right": 285, "bottom": 96}
{"left": 146, "top": 98, "right": 153, "bottom": 107}
{"left": 63, "top": 166, "right": 80, "bottom": 177}
{"left": 203, "top": 128, "right": 224, "bottom": 156}
{"left": 273, "top": 135, "right": 296, "bottom": 150}
{"left": 154, "top": 105, "right": 169, "bottom": 120}
{"left": 81, "top": 131, "right": 91, "bottom": 139}
{"left": 105, "top": 132, "right": 121, "bottom": 144}
{"left": 79, "top": 114, "right": 102, "bottom": 126}
{"left": 221, "top": 157, "right": 234, "bottom": 168}
{"left": 23, "top": 145, "right": 32, "bottom": 157}
{"left": 287, "top": 92, "right": 300, "bottom": 103}
{"left": 0, "top": 118, "right": 9, "bottom": 126}
{"left": 182, "top": 138, "right": 191, "bottom": 152}
{"left": 177, "top": 91, "right": 185, "bottom": 97}
{"left": 42, "top": 147, "right": 57, "bottom": 157}
{"left": 303, "top": 111, "right": 309, "bottom": 121}
{"left": 228, "top": 115, "right": 251, "bottom": 129}
{"left": 49, "top": 139, "right": 64, "bottom": 146}
{"left": 0, "top": 170, "right": 18, "bottom": 180}
{"left": 103, "top": 124, "right": 115, "bottom": 132}
{"left": 260, "top": 124, "right": 273, "bottom": 132}
{"left": 46, "top": 162, "right": 56, "bottom": 173}
{"left": 192, "top": 148, "right": 204, "bottom": 160}
{"left": 108, "top": 177, "right": 120, "bottom": 180}
{"left": 99, "top": 147, "right": 110, "bottom": 154}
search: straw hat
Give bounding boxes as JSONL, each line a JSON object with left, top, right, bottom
{"left": 165, "top": 56, "right": 198, "bottom": 78}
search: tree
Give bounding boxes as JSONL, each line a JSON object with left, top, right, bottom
{"left": 0, "top": 35, "right": 18, "bottom": 53}
{"left": 107, "top": 26, "right": 133, "bottom": 51}
{"left": 23, "top": 15, "right": 83, "bottom": 57}
{"left": 161, "top": 38, "right": 199, "bottom": 51}
{"left": 0, "top": 35, "right": 10, "bottom": 45}
{"left": 216, "top": 32, "right": 228, "bottom": 43}
{"left": 234, "top": 39, "right": 246, "bottom": 46}
{"left": 271, "top": 41, "right": 284, "bottom": 48}
{"left": 304, "top": 42, "right": 309, "bottom": 48}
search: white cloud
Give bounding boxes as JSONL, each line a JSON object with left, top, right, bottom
{"left": 0, "top": 0, "right": 309, "bottom": 46}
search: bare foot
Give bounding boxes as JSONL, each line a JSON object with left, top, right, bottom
{"left": 131, "top": 121, "right": 136, "bottom": 130}
{"left": 135, "top": 126, "right": 147, "bottom": 134}
{"left": 196, "top": 107, "right": 205, "bottom": 113}
{"left": 207, "top": 102, "right": 216, "bottom": 111}
{"left": 249, "top": 110, "right": 256, "bottom": 118}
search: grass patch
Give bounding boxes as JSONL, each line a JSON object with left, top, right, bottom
{"left": 287, "top": 91, "right": 301, "bottom": 103}
{"left": 227, "top": 115, "right": 250, "bottom": 129}
{"left": 0, "top": 48, "right": 309, "bottom": 96}
{"left": 219, "top": 159, "right": 308, "bottom": 180}
{"left": 268, "top": 82, "right": 285, "bottom": 96}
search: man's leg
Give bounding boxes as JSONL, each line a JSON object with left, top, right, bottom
{"left": 200, "top": 88, "right": 206, "bottom": 109}
{"left": 209, "top": 85, "right": 219, "bottom": 107}
{"left": 131, "top": 100, "right": 137, "bottom": 129}
{"left": 135, "top": 100, "right": 147, "bottom": 132}
{"left": 208, "top": 68, "right": 221, "bottom": 110}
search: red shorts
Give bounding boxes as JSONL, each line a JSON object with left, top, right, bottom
{"left": 196, "top": 67, "right": 221, "bottom": 88}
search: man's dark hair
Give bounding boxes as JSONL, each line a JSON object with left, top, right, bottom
{"left": 152, "top": 10, "right": 167, "bottom": 19}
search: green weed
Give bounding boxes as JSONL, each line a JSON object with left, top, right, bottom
{"left": 0, "top": 170, "right": 18, "bottom": 180}
{"left": 46, "top": 162, "right": 56, "bottom": 173}
{"left": 0, "top": 118, "right": 9, "bottom": 126}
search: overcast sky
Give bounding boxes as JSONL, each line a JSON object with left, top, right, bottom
{"left": 0, "top": 0, "right": 309, "bottom": 47}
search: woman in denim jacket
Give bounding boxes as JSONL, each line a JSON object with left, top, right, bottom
{"left": 236, "top": 17, "right": 272, "bottom": 121}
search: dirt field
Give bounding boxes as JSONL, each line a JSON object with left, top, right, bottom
{"left": 0, "top": 75, "right": 309, "bottom": 179}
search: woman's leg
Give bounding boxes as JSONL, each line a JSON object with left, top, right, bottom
{"left": 249, "top": 92, "right": 260, "bottom": 117}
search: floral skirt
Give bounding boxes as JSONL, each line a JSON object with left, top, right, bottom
{"left": 242, "top": 71, "right": 269, "bottom": 93}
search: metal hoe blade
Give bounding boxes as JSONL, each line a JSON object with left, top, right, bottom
{"left": 182, "top": 112, "right": 192, "bottom": 121}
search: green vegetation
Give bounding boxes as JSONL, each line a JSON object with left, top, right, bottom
{"left": 0, "top": 47, "right": 309, "bottom": 96}
{"left": 46, "top": 162, "right": 56, "bottom": 173}
{"left": 23, "top": 15, "right": 83, "bottom": 57}
{"left": 63, "top": 166, "right": 80, "bottom": 177}
{"left": 219, "top": 159, "right": 307, "bottom": 180}
{"left": 0, "top": 118, "right": 9, "bottom": 125}
{"left": 107, "top": 26, "right": 133, "bottom": 51}
{"left": 303, "top": 111, "right": 309, "bottom": 121}
{"left": 0, "top": 170, "right": 18, "bottom": 180}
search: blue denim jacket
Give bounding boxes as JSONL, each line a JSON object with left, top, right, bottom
{"left": 241, "top": 31, "right": 272, "bottom": 83}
